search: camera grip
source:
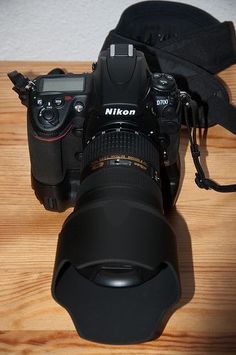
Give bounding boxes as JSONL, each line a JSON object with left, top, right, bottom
{"left": 27, "top": 117, "right": 83, "bottom": 211}
{"left": 28, "top": 120, "right": 64, "bottom": 185}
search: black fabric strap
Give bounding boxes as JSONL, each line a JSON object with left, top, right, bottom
{"left": 112, "top": 1, "right": 236, "bottom": 74}
{"left": 115, "top": 20, "right": 236, "bottom": 74}
{"left": 207, "top": 96, "right": 236, "bottom": 134}
{"left": 158, "top": 22, "right": 236, "bottom": 74}
{"left": 184, "top": 98, "right": 236, "bottom": 193}
{"left": 7, "top": 71, "right": 31, "bottom": 107}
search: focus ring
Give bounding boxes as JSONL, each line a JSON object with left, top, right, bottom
{"left": 76, "top": 167, "right": 162, "bottom": 211}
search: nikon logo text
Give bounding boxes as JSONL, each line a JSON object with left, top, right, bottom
{"left": 105, "top": 108, "right": 136, "bottom": 116}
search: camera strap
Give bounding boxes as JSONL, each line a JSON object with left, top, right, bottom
{"left": 101, "top": 1, "right": 236, "bottom": 193}
{"left": 182, "top": 94, "right": 236, "bottom": 192}
{"left": 7, "top": 70, "right": 34, "bottom": 106}
{"left": 101, "top": 1, "right": 236, "bottom": 134}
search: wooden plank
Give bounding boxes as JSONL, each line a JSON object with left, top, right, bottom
{"left": 0, "top": 330, "right": 235, "bottom": 355}
{"left": 0, "top": 61, "right": 236, "bottom": 354}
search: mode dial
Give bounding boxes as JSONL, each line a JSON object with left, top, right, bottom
{"left": 152, "top": 73, "right": 177, "bottom": 92}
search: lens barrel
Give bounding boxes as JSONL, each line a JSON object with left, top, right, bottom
{"left": 52, "top": 129, "right": 180, "bottom": 344}
{"left": 81, "top": 130, "right": 160, "bottom": 183}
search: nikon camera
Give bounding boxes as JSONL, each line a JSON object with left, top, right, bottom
{"left": 9, "top": 44, "right": 183, "bottom": 344}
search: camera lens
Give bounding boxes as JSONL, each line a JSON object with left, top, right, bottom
{"left": 53, "top": 129, "right": 180, "bottom": 343}
{"left": 57, "top": 130, "right": 178, "bottom": 285}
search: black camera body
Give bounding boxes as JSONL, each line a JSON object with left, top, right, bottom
{"left": 9, "top": 44, "right": 183, "bottom": 344}
{"left": 27, "top": 71, "right": 91, "bottom": 211}
{"left": 24, "top": 44, "right": 182, "bottom": 212}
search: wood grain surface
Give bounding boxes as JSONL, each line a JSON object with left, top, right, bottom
{"left": 0, "top": 62, "right": 236, "bottom": 355}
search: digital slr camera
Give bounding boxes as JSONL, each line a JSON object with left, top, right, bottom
{"left": 9, "top": 44, "right": 187, "bottom": 344}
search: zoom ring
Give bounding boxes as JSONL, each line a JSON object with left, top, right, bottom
{"left": 82, "top": 130, "right": 159, "bottom": 172}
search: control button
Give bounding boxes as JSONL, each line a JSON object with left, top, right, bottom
{"left": 38, "top": 108, "right": 59, "bottom": 126}
{"left": 74, "top": 101, "right": 84, "bottom": 113}
{"left": 42, "top": 109, "right": 54, "bottom": 121}
{"left": 166, "top": 74, "right": 174, "bottom": 81}
{"left": 37, "top": 98, "right": 43, "bottom": 106}
{"left": 153, "top": 73, "right": 162, "bottom": 79}
{"left": 54, "top": 97, "right": 64, "bottom": 107}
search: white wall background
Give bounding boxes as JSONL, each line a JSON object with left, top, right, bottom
{"left": 0, "top": 0, "right": 235, "bottom": 61}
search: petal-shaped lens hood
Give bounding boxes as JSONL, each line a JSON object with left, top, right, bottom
{"left": 52, "top": 198, "right": 180, "bottom": 344}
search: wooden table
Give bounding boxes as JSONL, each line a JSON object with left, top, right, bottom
{"left": 0, "top": 62, "right": 235, "bottom": 355}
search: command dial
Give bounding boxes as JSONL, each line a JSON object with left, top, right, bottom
{"left": 152, "top": 73, "right": 177, "bottom": 92}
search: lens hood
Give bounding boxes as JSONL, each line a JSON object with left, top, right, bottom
{"left": 52, "top": 192, "right": 180, "bottom": 344}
